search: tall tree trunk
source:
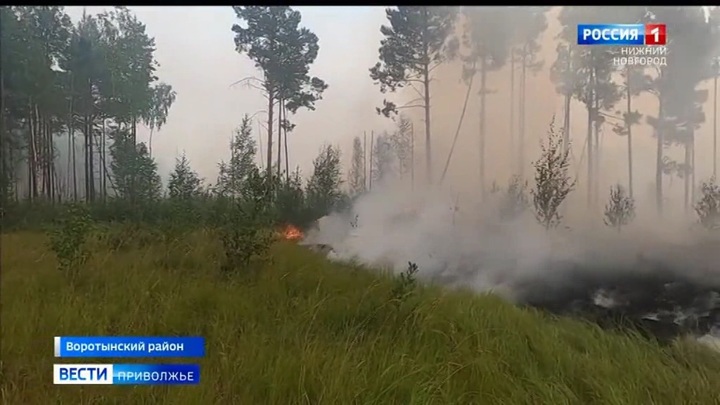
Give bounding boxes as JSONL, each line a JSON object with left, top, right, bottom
{"left": 46, "top": 118, "right": 53, "bottom": 202}
{"left": 626, "top": 70, "right": 634, "bottom": 199}
{"left": 27, "top": 102, "right": 38, "bottom": 201}
{"left": 283, "top": 104, "right": 289, "bottom": 182}
{"left": 593, "top": 92, "right": 601, "bottom": 205}
{"left": 479, "top": 56, "right": 488, "bottom": 200}
{"left": 33, "top": 104, "right": 40, "bottom": 200}
{"left": 67, "top": 77, "right": 77, "bottom": 202}
{"left": 148, "top": 127, "right": 154, "bottom": 159}
{"left": 518, "top": 45, "right": 527, "bottom": 177}
{"left": 277, "top": 98, "right": 282, "bottom": 177}
{"left": 655, "top": 91, "right": 665, "bottom": 215}
{"left": 421, "top": 7, "right": 432, "bottom": 185}
{"left": 71, "top": 121, "right": 77, "bottom": 201}
{"left": 46, "top": 119, "right": 52, "bottom": 201}
{"left": 440, "top": 69, "right": 474, "bottom": 185}
{"left": 102, "top": 119, "right": 106, "bottom": 201}
{"left": 509, "top": 48, "right": 515, "bottom": 162}
{"left": 369, "top": 131, "right": 374, "bottom": 191}
{"left": 266, "top": 89, "right": 274, "bottom": 176}
{"left": 423, "top": 61, "right": 432, "bottom": 185}
{"left": 89, "top": 116, "right": 95, "bottom": 202}
{"left": 84, "top": 116, "right": 90, "bottom": 202}
{"left": 0, "top": 72, "right": 8, "bottom": 206}
{"left": 410, "top": 121, "right": 415, "bottom": 191}
{"left": 67, "top": 114, "right": 73, "bottom": 201}
{"left": 714, "top": 73, "right": 718, "bottom": 179}
{"left": 562, "top": 47, "right": 572, "bottom": 154}
{"left": 563, "top": 94, "right": 571, "bottom": 152}
{"left": 10, "top": 144, "right": 17, "bottom": 203}
{"left": 131, "top": 116, "right": 137, "bottom": 146}
{"left": 363, "top": 131, "right": 367, "bottom": 190}
{"left": 586, "top": 99, "right": 594, "bottom": 207}
{"left": 684, "top": 138, "right": 691, "bottom": 213}
{"left": 50, "top": 123, "right": 57, "bottom": 203}
{"left": 590, "top": 53, "right": 601, "bottom": 206}
{"left": 39, "top": 117, "right": 46, "bottom": 198}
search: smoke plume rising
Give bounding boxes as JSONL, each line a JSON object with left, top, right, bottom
{"left": 305, "top": 178, "right": 720, "bottom": 344}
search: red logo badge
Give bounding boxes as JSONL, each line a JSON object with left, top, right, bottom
{"left": 645, "top": 24, "right": 666, "bottom": 46}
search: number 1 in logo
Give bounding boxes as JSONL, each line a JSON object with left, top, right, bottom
{"left": 645, "top": 24, "right": 666, "bottom": 46}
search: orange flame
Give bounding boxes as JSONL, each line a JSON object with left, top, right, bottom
{"left": 280, "top": 224, "right": 304, "bottom": 241}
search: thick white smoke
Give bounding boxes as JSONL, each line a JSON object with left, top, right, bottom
{"left": 303, "top": 181, "right": 720, "bottom": 345}
{"left": 307, "top": 182, "right": 714, "bottom": 289}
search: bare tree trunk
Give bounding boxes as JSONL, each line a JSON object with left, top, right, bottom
{"left": 410, "top": 121, "right": 415, "bottom": 191}
{"left": 423, "top": 61, "right": 432, "bottom": 185}
{"left": 11, "top": 145, "right": 17, "bottom": 203}
{"left": 27, "top": 102, "right": 38, "bottom": 201}
{"left": 714, "top": 73, "right": 718, "bottom": 179}
{"left": 421, "top": 7, "right": 433, "bottom": 185}
{"left": 363, "top": 131, "right": 367, "bottom": 190}
{"left": 67, "top": 77, "right": 77, "bottom": 202}
{"left": 562, "top": 47, "right": 572, "bottom": 155}
{"left": 100, "top": 119, "right": 106, "bottom": 201}
{"left": 256, "top": 119, "right": 264, "bottom": 171}
{"left": 656, "top": 89, "right": 664, "bottom": 215}
{"left": 46, "top": 118, "right": 54, "bottom": 202}
{"left": 53, "top": 159, "right": 61, "bottom": 203}
{"left": 563, "top": 94, "right": 571, "bottom": 152}
{"left": 277, "top": 98, "right": 282, "bottom": 178}
{"left": 67, "top": 117, "right": 72, "bottom": 201}
{"left": 440, "top": 68, "right": 473, "bottom": 189}
{"left": 626, "top": 70, "right": 634, "bottom": 199}
{"left": 479, "top": 56, "right": 488, "bottom": 200}
{"left": 283, "top": 103, "right": 289, "bottom": 182}
{"left": 84, "top": 116, "right": 90, "bottom": 202}
{"left": 593, "top": 93, "right": 601, "bottom": 205}
{"left": 39, "top": 117, "right": 47, "bottom": 199}
{"left": 148, "top": 127, "right": 154, "bottom": 158}
{"left": 266, "top": 89, "right": 274, "bottom": 176}
{"left": 369, "top": 131, "right": 374, "bottom": 191}
{"left": 518, "top": 46, "right": 527, "bottom": 177}
{"left": 509, "top": 48, "right": 515, "bottom": 161}
{"left": 684, "top": 139, "right": 691, "bottom": 213}
{"left": 49, "top": 119, "right": 57, "bottom": 204}
{"left": 33, "top": 104, "right": 40, "bottom": 200}
{"left": 89, "top": 116, "right": 95, "bottom": 202}
{"left": 0, "top": 72, "right": 5, "bottom": 205}
{"left": 71, "top": 120, "right": 77, "bottom": 201}
{"left": 586, "top": 100, "right": 594, "bottom": 207}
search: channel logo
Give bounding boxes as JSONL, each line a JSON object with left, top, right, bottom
{"left": 578, "top": 24, "right": 666, "bottom": 46}
{"left": 54, "top": 364, "right": 112, "bottom": 385}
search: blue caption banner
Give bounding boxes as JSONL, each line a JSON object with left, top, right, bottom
{"left": 53, "top": 363, "right": 201, "bottom": 385}
{"left": 54, "top": 336, "right": 205, "bottom": 358}
{"left": 577, "top": 24, "right": 645, "bottom": 46}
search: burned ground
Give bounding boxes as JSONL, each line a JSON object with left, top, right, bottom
{"left": 509, "top": 250, "right": 720, "bottom": 343}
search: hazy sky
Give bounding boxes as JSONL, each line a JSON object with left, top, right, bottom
{"left": 66, "top": 6, "right": 396, "bottom": 183}
{"left": 62, "top": 6, "right": 719, "bottom": 212}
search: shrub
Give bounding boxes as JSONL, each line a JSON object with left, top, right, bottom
{"left": 48, "top": 204, "right": 93, "bottom": 280}
{"left": 603, "top": 184, "right": 635, "bottom": 231}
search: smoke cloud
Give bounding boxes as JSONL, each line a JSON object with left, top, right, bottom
{"left": 305, "top": 178, "right": 720, "bottom": 344}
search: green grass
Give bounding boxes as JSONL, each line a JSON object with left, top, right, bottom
{"left": 3, "top": 229, "right": 720, "bottom": 404}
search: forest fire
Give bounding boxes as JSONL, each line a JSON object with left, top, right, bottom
{"left": 280, "top": 224, "right": 304, "bottom": 242}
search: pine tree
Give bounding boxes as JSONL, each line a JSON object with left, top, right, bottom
{"left": 217, "top": 115, "right": 257, "bottom": 198}
{"left": 168, "top": 152, "right": 203, "bottom": 200}
{"left": 369, "top": 6, "right": 457, "bottom": 184}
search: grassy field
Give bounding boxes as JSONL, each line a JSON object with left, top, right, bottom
{"left": 3, "top": 229, "right": 720, "bottom": 404}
